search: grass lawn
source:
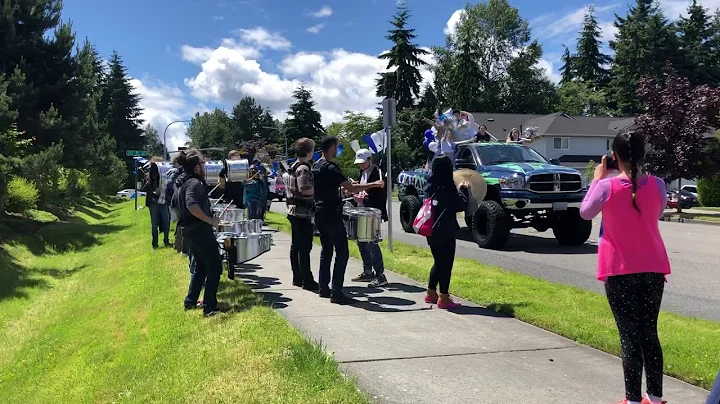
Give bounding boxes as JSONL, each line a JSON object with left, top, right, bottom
{"left": 665, "top": 212, "right": 720, "bottom": 222}
{"left": 0, "top": 200, "right": 367, "bottom": 403}
{"left": 266, "top": 211, "right": 720, "bottom": 390}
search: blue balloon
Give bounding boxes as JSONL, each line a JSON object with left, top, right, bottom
{"left": 337, "top": 143, "right": 344, "bottom": 157}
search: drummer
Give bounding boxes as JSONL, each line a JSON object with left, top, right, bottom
{"left": 218, "top": 150, "right": 245, "bottom": 209}
{"left": 350, "top": 149, "right": 388, "bottom": 287}
{"left": 313, "top": 136, "right": 384, "bottom": 305}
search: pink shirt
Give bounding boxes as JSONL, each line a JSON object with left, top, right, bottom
{"left": 580, "top": 175, "right": 671, "bottom": 281}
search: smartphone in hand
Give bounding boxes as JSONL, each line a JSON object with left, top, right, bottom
{"left": 604, "top": 155, "right": 618, "bottom": 170}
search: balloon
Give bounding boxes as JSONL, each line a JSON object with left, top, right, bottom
{"left": 428, "top": 141, "right": 438, "bottom": 153}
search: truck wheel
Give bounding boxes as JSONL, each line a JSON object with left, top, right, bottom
{"left": 552, "top": 209, "right": 592, "bottom": 246}
{"left": 471, "top": 200, "right": 511, "bottom": 249}
{"left": 399, "top": 195, "right": 421, "bottom": 233}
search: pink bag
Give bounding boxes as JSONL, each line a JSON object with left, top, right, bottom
{"left": 413, "top": 195, "right": 435, "bottom": 237}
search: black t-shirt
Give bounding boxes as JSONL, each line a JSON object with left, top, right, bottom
{"left": 183, "top": 177, "right": 212, "bottom": 233}
{"left": 223, "top": 181, "right": 244, "bottom": 208}
{"left": 312, "top": 159, "right": 347, "bottom": 217}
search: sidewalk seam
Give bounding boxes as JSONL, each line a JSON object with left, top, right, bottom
{"left": 336, "top": 345, "right": 581, "bottom": 364}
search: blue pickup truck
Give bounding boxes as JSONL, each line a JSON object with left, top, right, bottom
{"left": 397, "top": 142, "right": 592, "bottom": 250}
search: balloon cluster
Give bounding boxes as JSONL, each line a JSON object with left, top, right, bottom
{"left": 523, "top": 126, "right": 540, "bottom": 140}
{"left": 424, "top": 109, "right": 470, "bottom": 153}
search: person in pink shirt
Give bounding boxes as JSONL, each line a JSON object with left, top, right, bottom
{"left": 580, "top": 131, "right": 671, "bottom": 404}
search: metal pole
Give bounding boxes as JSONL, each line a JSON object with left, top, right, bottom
{"left": 386, "top": 126, "right": 393, "bottom": 252}
{"left": 134, "top": 158, "right": 139, "bottom": 211}
{"left": 163, "top": 120, "right": 191, "bottom": 159}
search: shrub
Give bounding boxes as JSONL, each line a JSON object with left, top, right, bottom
{"left": 89, "top": 155, "right": 128, "bottom": 195}
{"left": 5, "top": 177, "right": 39, "bottom": 212}
{"left": 59, "top": 168, "right": 90, "bottom": 198}
{"left": 697, "top": 175, "right": 720, "bottom": 207}
{"left": 22, "top": 143, "right": 64, "bottom": 203}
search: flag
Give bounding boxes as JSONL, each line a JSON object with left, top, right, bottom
{"left": 349, "top": 139, "right": 361, "bottom": 153}
{"left": 337, "top": 143, "right": 344, "bottom": 157}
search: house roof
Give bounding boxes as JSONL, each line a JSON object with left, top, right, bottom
{"left": 469, "top": 112, "right": 635, "bottom": 138}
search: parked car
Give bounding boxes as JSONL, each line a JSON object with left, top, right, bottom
{"left": 667, "top": 190, "right": 698, "bottom": 209}
{"left": 274, "top": 176, "right": 285, "bottom": 201}
{"left": 116, "top": 189, "right": 147, "bottom": 199}
{"left": 681, "top": 185, "right": 698, "bottom": 198}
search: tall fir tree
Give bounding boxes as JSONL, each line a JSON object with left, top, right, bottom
{"left": 501, "top": 41, "right": 557, "bottom": 114}
{"left": 608, "top": 0, "right": 677, "bottom": 116}
{"left": 375, "top": 1, "right": 429, "bottom": 111}
{"left": 99, "top": 51, "right": 144, "bottom": 159}
{"left": 282, "top": 86, "right": 324, "bottom": 143}
{"left": 574, "top": 5, "right": 612, "bottom": 88}
{"left": 676, "top": 0, "right": 718, "bottom": 87}
{"left": 559, "top": 45, "right": 576, "bottom": 85}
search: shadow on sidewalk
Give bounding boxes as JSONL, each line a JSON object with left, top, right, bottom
{"left": 236, "top": 273, "right": 282, "bottom": 290}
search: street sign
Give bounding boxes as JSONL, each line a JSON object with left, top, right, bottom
{"left": 382, "top": 98, "right": 397, "bottom": 127}
{"left": 126, "top": 150, "right": 148, "bottom": 157}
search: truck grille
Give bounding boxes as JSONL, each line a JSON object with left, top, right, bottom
{"left": 528, "top": 173, "right": 582, "bottom": 193}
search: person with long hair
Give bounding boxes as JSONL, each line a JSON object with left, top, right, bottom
{"left": 143, "top": 161, "right": 170, "bottom": 249}
{"left": 423, "top": 156, "right": 469, "bottom": 309}
{"left": 173, "top": 149, "right": 225, "bottom": 317}
{"left": 580, "top": 132, "right": 671, "bottom": 404}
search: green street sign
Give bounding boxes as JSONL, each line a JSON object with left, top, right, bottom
{"left": 126, "top": 150, "right": 149, "bottom": 157}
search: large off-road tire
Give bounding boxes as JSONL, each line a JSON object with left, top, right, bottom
{"left": 471, "top": 200, "right": 511, "bottom": 249}
{"left": 399, "top": 195, "right": 422, "bottom": 233}
{"left": 552, "top": 208, "right": 592, "bottom": 246}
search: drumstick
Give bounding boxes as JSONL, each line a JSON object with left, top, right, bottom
{"left": 218, "top": 200, "right": 234, "bottom": 219}
{"left": 208, "top": 182, "right": 222, "bottom": 196}
{"left": 212, "top": 196, "right": 225, "bottom": 207}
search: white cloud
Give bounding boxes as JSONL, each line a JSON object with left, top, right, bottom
{"left": 236, "top": 27, "right": 291, "bottom": 51}
{"left": 183, "top": 42, "right": 435, "bottom": 126}
{"left": 213, "top": 16, "right": 224, "bottom": 21}
{"left": 532, "top": 4, "right": 618, "bottom": 40}
{"left": 537, "top": 58, "right": 561, "bottom": 84}
{"left": 598, "top": 21, "right": 618, "bottom": 43}
{"left": 309, "top": 6, "right": 333, "bottom": 18}
{"left": 131, "top": 78, "right": 207, "bottom": 153}
{"left": 444, "top": 9, "right": 464, "bottom": 37}
{"left": 307, "top": 24, "right": 325, "bottom": 34}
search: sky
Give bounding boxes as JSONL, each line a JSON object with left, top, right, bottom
{"left": 62, "top": 0, "right": 720, "bottom": 152}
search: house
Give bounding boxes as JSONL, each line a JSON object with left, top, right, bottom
{"left": 469, "top": 112, "right": 634, "bottom": 170}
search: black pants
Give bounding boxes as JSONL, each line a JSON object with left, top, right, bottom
{"left": 183, "top": 225, "right": 223, "bottom": 313}
{"left": 427, "top": 236, "right": 456, "bottom": 294}
{"left": 316, "top": 213, "right": 349, "bottom": 294}
{"left": 605, "top": 272, "right": 665, "bottom": 401}
{"left": 288, "top": 215, "right": 314, "bottom": 284}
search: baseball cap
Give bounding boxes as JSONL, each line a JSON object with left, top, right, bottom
{"left": 354, "top": 148, "right": 372, "bottom": 164}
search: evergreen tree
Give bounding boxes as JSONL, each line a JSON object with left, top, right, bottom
{"left": 231, "top": 96, "right": 265, "bottom": 142}
{"left": 186, "top": 108, "right": 233, "bottom": 159}
{"left": 418, "top": 83, "right": 438, "bottom": 115}
{"left": 99, "top": 51, "right": 144, "bottom": 157}
{"left": 282, "top": 86, "right": 324, "bottom": 142}
{"left": 676, "top": 0, "right": 718, "bottom": 86}
{"left": 559, "top": 45, "right": 576, "bottom": 85}
{"left": 501, "top": 41, "right": 557, "bottom": 114}
{"left": 143, "top": 124, "right": 165, "bottom": 157}
{"left": 608, "top": 0, "right": 677, "bottom": 116}
{"left": 574, "top": 6, "right": 612, "bottom": 88}
{"left": 375, "top": 1, "right": 429, "bottom": 111}
{"left": 557, "top": 81, "right": 609, "bottom": 116}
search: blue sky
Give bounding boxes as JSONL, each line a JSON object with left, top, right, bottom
{"left": 62, "top": 0, "right": 718, "bottom": 150}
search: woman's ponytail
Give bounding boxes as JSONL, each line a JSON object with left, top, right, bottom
{"left": 612, "top": 131, "right": 646, "bottom": 213}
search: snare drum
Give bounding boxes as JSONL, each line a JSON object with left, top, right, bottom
{"left": 343, "top": 207, "right": 382, "bottom": 242}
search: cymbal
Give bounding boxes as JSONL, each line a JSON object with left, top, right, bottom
{"left": 453, "top": 169, "right": 487, "bottom": 216}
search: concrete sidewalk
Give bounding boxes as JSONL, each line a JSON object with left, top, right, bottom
{"left": 244, "top": 230, "right": 709, "bottom": 404}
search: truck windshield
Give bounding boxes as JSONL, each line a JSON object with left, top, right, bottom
{"left": 473, "top": 144, "right": 549, "bottom": 165}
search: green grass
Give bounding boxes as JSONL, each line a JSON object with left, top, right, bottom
{"left": 0, "top": 201, "right": 367, "bottom": 404}
{"left": 266, "top": 211, "right": 720, "bottom": 390}
{"left": 665, "top": 212, "right": 720, "bottom": 222}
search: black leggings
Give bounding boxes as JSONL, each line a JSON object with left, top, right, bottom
{"left": 605, "top": 272, "right": 665, "bottom": 402}
{"left": 427, "top": 237, "right": 456, "bottom": 294}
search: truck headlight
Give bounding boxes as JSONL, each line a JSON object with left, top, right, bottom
{"left": 499, "top": 175, "right": 525, "bottom": 189}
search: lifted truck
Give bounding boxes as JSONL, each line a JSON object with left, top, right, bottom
{"left": 397, "top": 143, "right": 592, "bottom": 250}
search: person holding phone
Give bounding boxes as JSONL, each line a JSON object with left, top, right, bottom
{"left": 579, "top": 132, "right": 671, "bottom": 404}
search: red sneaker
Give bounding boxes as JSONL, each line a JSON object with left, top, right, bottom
{"left": 424, "top": 294, "right": 438, "bottom": 304}
{"left": 437, "top": 297, "right": 461, "bottom": 310}
{"left": 641, "top": 397, "right": 667, "bottom": 404}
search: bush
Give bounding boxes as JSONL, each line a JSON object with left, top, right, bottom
{"left": 59, "top": 168, "right": 90, "bottom": 198}
{"left": 5, "top": 177, "right": 39, "bottom": 212}
{"left": 697, "top": 175, "right": 720, "bottom": 207}
{"left": 89, "top": 155, "right": 128, "bottom": 195}
{"left": 22, "top": 143, "right": 64, "bottom": 203}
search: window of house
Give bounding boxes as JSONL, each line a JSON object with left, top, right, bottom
{"left": 606, "top": 139, "right": 611, "bottom": 150}
{"left": 553, "top": 137, "right": 569, "bottom": 150}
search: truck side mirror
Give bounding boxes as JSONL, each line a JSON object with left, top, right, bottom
{"left": 550, "top": 158, "right": 561, "bottom": 165}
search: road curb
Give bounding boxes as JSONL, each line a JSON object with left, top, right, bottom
{"left": 661, "top": 215, "right": 720, "bottom": 227}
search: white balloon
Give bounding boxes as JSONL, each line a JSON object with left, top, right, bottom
{"left": 428, "top": 141, "right": 438, "bottom": 153}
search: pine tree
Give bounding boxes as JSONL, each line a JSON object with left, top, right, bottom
{"left": 143, "top": 124, "right": 165, "bottom": 157}
{"left": 608, "top": 0, "right": 677, "bottom": 116}
{"left": 99, "top": 51, "right": 144, "bottom": 158}
{"left": 501, "top": 41, "right": 557, "bottom": 114}
{"left": 375, "top": 1, "right": 429, "bottom": 111}
{"left": 282, "top": 86, "right": 324, "bottom": 143}
{"left": 574, "top": 5, "right": 612, "bottom": 88}
{"left": 418, "top": 84, "right": 438, "bottom": 116}
{"left": 559, "top": 45, "right": 576, "bottom": 85}
{"left": 676, "top": 0, "right": 718, "bottom": 86}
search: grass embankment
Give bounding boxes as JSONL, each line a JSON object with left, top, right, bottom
{"left": 0, "top": 200, "right": 367, "bottom": 403}
{"left": 266, "top": 211, "right": 720, "bottom": 390}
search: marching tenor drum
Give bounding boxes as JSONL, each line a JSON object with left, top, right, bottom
{"left": 343, "top": 207, "right": 382, "bottom": 242}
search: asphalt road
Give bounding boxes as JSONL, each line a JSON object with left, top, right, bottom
{"left": 269, "top": 201, "right": 720, "bottom": 322}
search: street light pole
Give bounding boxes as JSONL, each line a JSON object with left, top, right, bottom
{"left": 163, "top": 120, "right": 191, "bottom": 159}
